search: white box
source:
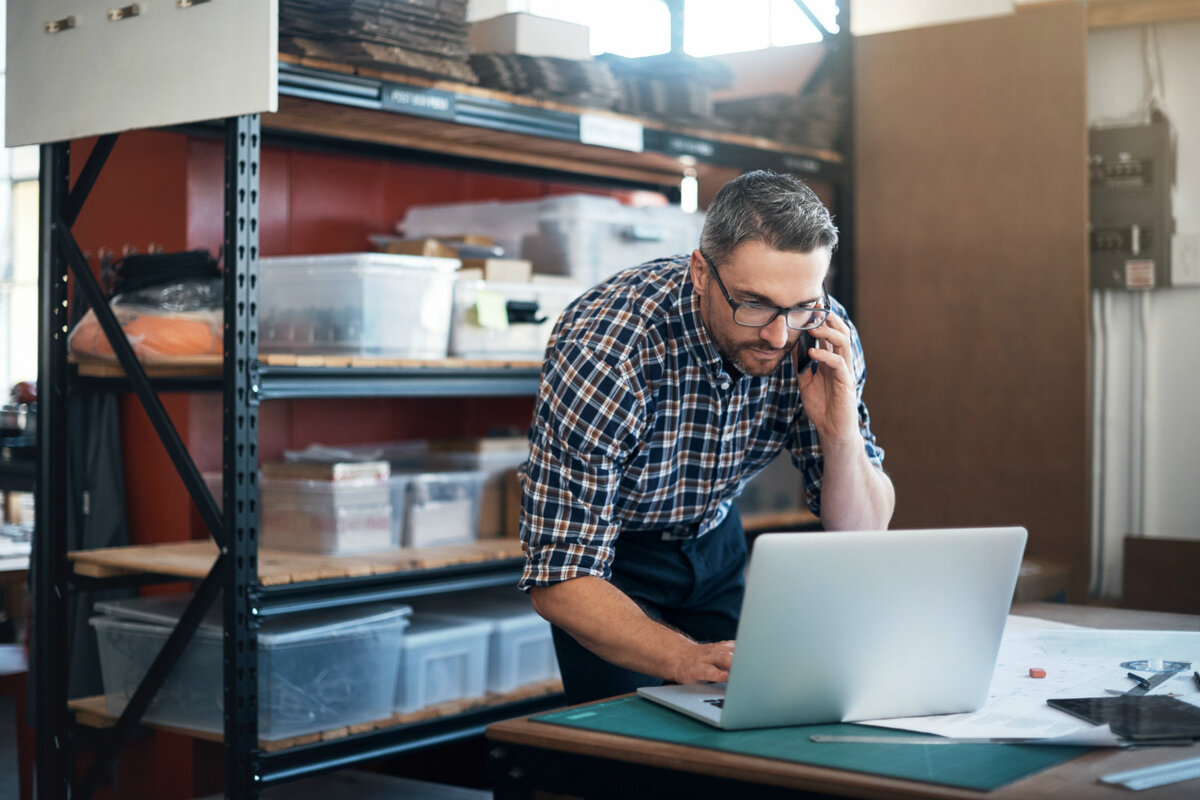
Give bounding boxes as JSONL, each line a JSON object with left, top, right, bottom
{"left": 394, "top": 615, "right": 491, "bottom": 713}
{"left": 469, "top": 13, "right": 590, "bottom": 60}
{"left": 91, "top": 595, "right": 409, "bottom": 741}
{"left": 449, "top": 278, "right": 581, "bottom": 360}
{"left": 412, "top": 589, "right": 557, "bottom": 694}
{"left": 402, "top": 470, "right": 487, "bottom": 548}
{"left": 259, "top": 253, "right": 459, "bottom": 357}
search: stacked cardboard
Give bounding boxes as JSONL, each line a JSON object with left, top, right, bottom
{"left": 715, "top": 86, "right": 843, "bottom": 151}
{"left": 280, "top": 0, "right": 478, "bottom": 84}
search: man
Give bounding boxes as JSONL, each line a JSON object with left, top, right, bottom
{"left": 519, "top": 170, "right": 894, "bottom": 705}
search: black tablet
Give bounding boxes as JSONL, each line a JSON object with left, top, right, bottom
{"left": 1047, "top": 696, "right": 1200, "bottom": 741}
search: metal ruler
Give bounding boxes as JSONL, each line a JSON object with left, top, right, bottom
{"left": 809, "top": 735, "right": 1042, "bottom": 745}
{"left": 1100, "top": 755, "right": 1200, "bottom": 791}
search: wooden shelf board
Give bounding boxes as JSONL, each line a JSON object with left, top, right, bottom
{"left": 69, "top": 679, "right": 563, "bottom": 752}
{"left": 259, "top": 353, "right": 541, "bottom": 369}
{"left": 71, "top": 353, "right": 542, "bottom": 378}
{"left": 71, "top": 354, "right": 222, "bottom": 378}
{"left": 277, "top": 53, "right": 841, "bottom": 167}
{"left": 68, "top": 538, "right": 526, "bottom": 586}
{"left": 267, "top": 95, "right": 688, "bottom": 187}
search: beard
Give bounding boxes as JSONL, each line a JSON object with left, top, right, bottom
{"left": 717, "top": 333, "right": 801, "bottom": 377}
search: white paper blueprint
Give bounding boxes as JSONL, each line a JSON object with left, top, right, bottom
{"left": 860, "top": 615, "right": 1200, "bottom": 745}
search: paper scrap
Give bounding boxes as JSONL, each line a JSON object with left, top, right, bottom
{"left": 475, "top": 290, "right": 509, "bottom": 331}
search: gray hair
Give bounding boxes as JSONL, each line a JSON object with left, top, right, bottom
{"left": 698, "top": 170, "right": 838, "bottom": 266}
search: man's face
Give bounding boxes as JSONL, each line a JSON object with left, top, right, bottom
{"left": 690, "top": 240, "right": 831, "bottom": 377}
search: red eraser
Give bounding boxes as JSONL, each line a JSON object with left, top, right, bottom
{"left": 1029, "top": 667, "right": 1047, "bottom": 679}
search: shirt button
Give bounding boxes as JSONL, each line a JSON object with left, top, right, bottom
{"left": 719, "top": 380, "right": 730, "bottom": 390}
{"left": 722, "top": 430, "right": 734, "bottom": 442}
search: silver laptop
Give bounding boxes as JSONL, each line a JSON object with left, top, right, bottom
{"left": 638, "top": 526, "right": 1026, "bottom": 730}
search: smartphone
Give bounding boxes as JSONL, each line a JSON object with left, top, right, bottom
{"left": 801, "top": 331, "right": 819, "bottom": 375}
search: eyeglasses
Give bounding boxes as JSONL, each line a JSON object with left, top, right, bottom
{"left": 700, "top": 250, "right": 830, "bottom": 331}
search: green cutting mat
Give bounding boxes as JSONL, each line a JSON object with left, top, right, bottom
{"left": 533, "top": 696, "right": 1088, "bottom": 791}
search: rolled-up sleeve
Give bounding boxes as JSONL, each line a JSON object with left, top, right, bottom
{"left": 519, "top": 339, "right": 644, "bottom": 590}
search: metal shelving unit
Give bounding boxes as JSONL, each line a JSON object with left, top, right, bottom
{"left": 36, "top": 20, "right": 853, "bottom": 795}
{"left": 254, "top": 362, "right": 543, "bottom": 400}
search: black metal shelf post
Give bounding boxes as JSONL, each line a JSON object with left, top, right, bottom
{"left": 225, "top": 114, "right": 264, "bottom": 799}
{"left": 35, "top": 120, "right": 262, "bottom": 800}
{"left": 35, "top": 138, "right": 73, "bottom": 800}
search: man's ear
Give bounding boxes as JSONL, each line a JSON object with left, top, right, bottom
{"left": 689, "top": 250, "right": 708, "bottom": 296}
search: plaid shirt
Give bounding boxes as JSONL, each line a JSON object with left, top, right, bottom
{"left": 519, "top": 254, "right": 884, "bottom": 589}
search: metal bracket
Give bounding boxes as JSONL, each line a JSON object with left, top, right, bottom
{"left": 248, "top": 361, "right": 262, "bottom": 407}
{"left": 107, "top": 4, "right": 140, "bottom": 22}
{"left": 44, "top": 16, "right": 75, "bottom": 34}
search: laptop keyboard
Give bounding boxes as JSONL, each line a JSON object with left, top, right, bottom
{"left": 703, "top": 698, "right": 725, "bottom": 708}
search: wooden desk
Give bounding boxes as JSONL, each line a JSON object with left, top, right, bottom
{"left": 486, "top": 603, "right": 1200, "bottom": 799}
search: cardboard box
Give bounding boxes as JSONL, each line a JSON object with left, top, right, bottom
{"left": 261, "top": 460, "right": 390, "bottom": 482}
{"left": 379, "top": 238, "right": 458, "bottom": 259}
{"left": 430, "top": 436, "right": 529, "bottom": 456}
{"left": 504, "top": 467, "right": 523, "bottom": 539}
{"left": 469, "top": 12, "right": 591, "bottom": 61}
{"left": 460, "top": 258, "right": 533, "bottom": 283}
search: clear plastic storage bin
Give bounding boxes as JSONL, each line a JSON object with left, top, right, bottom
{"left": 259, "top": 253, "right": 459, "bottom": 357}
{"left": 261, "top": 475, "right": 394, "bottom": 555}
{"left": 401, "top": 195, "right": 704, "bottom": 289}
{"left": 401, "top": 470, "right": 487, "bottom": 548}
{"left": 411, "top": 588, "right": 558, "bottom": 694}
{"left": 448, "top": 278, "right": 581, "bottom": 360}
{"left": 393, "top": 615, "right": 490, "bottom": 714}
{"left": 91, "top": 594, "right": 410, "bottom": 741}
{"left": 426, "top": 450, "right": 528, "bottom": 538}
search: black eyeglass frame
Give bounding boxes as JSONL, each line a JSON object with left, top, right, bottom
{"left": 699, "top": 249, "right": 830, "bottom": 331}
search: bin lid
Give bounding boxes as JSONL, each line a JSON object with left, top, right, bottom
{"left": 408, "top": 586, "right": 549, "bottom": 633}
{"left": 94, "top": 594, "right": 411, "bottom": 646}
{"left": 403, "top": 614, "right": 492, "bottom": 641}
{"left": 260, "top": 252, "right": 460, "bottom": 274}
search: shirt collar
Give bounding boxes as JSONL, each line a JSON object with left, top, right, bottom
{"left": 678, "top": 260, "right": 734, "bottom": 383}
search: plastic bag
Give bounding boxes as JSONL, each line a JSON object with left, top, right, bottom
{"left": 69, "top": 278, "right": 223, "bottom": 359}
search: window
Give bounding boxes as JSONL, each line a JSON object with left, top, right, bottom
{"left": 684, "top": 0, "right": 838, "bottom": 57}
{"left": 528, "top": 0, "right": 672, "bottom": 57}
{"left": 515, "top": 0, "right": 838, "bottom": 59}
{"left": 2, "top": 167, "right": 40, "bottom": 396}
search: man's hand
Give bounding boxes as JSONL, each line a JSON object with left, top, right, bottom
{"left": 530, "top": 576, "right": 735, "bottom": 684}
{"left": 797, "top": 311, "right": 861, "bottom": 448}
{"left": 672, "top": 640, "right": 735, "bottom": 684}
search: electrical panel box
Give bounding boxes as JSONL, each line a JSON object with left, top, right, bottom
{"left": 1088, "top": 116, "right": 1175, "bottom": 290}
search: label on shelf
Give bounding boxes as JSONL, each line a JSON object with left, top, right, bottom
{"left": 665, "top": 135, "right": 716, "bottom": 160}
{"left": 783, "top": 155, "right": 823, "bottom": 175}
{"left": 579, "top": 113, "right": 644, "bottom": 153}
{"left": 382, "top": 85, "right": 456, "bottom": 121}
